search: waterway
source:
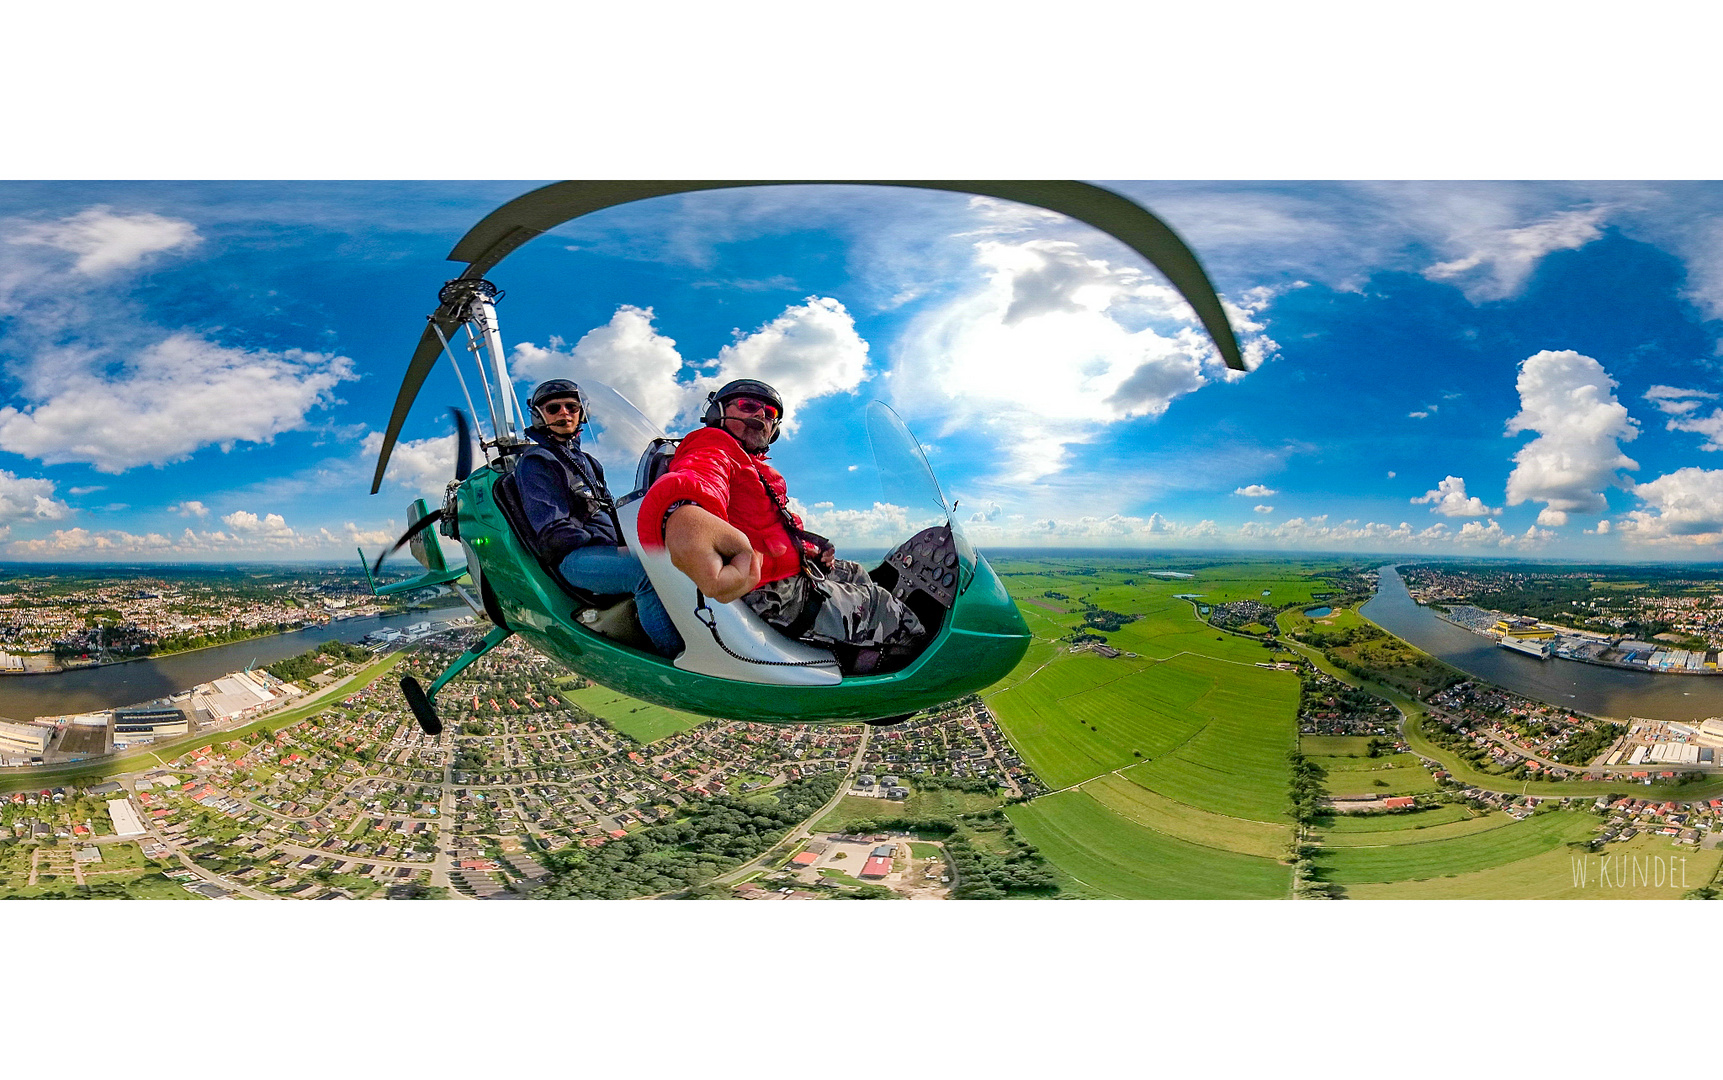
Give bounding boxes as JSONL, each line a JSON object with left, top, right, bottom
{"left": 1361, "top": 565, "right": 1723, "bottom": 723}
{"left": 0, "top": 602, "right": 471, "bottom": 721}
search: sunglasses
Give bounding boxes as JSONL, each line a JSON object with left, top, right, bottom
{"left": 727, "top": 396, "right": 779, "bottom": 420}
{"left": 539, "top": 400, "right": 582, "bottom": 416}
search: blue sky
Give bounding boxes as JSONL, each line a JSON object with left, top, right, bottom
{"left": 4, "top": 180, "right": 1723, "bottom": 562}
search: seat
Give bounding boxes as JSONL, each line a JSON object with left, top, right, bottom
{"left": 491, "top": 463, "right": 636, "bottom": 628}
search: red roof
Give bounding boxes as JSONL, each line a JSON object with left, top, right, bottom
{"left": 1383, "top": 797, "right": 1416, "bottom": 809}
{"left": 860, "top": 856, "right": 892, "bottom": 879}
{"left": 789, "top": 851, "right": 818, "bottom": 866}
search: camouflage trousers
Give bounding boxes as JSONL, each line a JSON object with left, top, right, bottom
{"left": 743, "top": 558, "right": 926, "bottom": 648}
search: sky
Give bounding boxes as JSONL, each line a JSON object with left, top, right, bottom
{"left": 4, "top": 180, "right": 1723, "bottom": 563}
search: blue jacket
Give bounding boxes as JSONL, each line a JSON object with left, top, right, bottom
{"left": 514, "top": 427, "right": 620, "bottom": 562}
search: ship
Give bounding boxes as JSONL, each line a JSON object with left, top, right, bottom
{"left": 1499, "top": 636, "right": 1552, "bottom": 660}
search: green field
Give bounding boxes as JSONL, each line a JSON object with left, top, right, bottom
{"left": 560, "top": 683, "right": 709, "bottom": 743}
{"left": 1346, "top": 833, "right": 1723, "bottom": 899}
{"left": 815, "top": 785, "right": 1004, "bottom": 831}
{"left": 1319, "top": 803, "right": 1472, "bottom": 833}
{"left": 1316, "top": 812, "right": 1512, "bottom": 848}
{"left": 1320, "top": 763, "right": 1442, "bottom": 798}
{"left": 1313, "top": 810, "right": 1600, "bottom": 885}
{"left": 1301, "top": 735, "right": 1377, "bottom": 756}
{"left": 1007, "top": 790, "right": 1291, "bottom": 899}
{"left": 1081, "top": 773, "right": 1290, "bottom": 859}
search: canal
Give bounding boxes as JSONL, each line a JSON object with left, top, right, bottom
{"left": 1361, "top": 564, "right": 1723, "bottom": 723}
{"left": 0, "top": 602, "right": 470, "bottom": 721}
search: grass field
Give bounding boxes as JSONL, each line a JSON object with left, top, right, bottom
{"left": 1313, "top": 809, "right": 1600, "bottom": 885}
{"left": 1316, "top": 812, "right": 1512, "bottom": 848}
{"left": 1319, "top": 804, "right": 1472, "bottom": 833}
{"left": 1007, "top": 790, "right": 1291, "bottom": 899}
{"left": 1080, "top": 773, "right": 1291, "bottom": 859}
{"left": 1301, "top": 735, "right": 1377, "bottom": 756}
{"left": 559, "top": 683, "right": 709, "bottom": 743}
{"left": 1320, "top": 763, "right": 1442, "bottom": 798}
{"left": 814, "top": 785, "right": 1004, "bottom": 831}
{"left": 1346, "top": 832, "right": 1723, "bottom": 899}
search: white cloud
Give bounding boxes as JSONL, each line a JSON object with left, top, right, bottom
{"left": 220, "top": 510, "right": 294, "bottom": 538}
{"left": 1412, "top": 475, "right": 1500, "bottom": 517}
{"left": 1408, "top": 410, "right": 1430, "bottom": 419}
{"left": 894, "top": 235, "right": 1275, "bottom": 483}
{"left": 512, "top": 305, "right": 688, "bottom": 432}
{"left": 1503, "top": 350, "right": 1639, "bottom": 524}
{"left": 1456, "top": 520, "right": 1512, "bottom": 546}
{"left": 1617, "top": 467, "right": 1723, "bottom": 545}
{"left": 170, "top": 500, "right": 209, "bottom": 518}
{"left": 1387, "top": 471, "right": 1396, "bottom": 479}
{"left": 361, "top": 430, "right": 457, "bottom": 499}
{"left": 1644, "top": 385, "right": 1723, "bottom": 451}
{"left": 1234, "top": 484, "right": 1277, "bottom": 497}
{"left": 705, "top": 296, "right": 870, "bottom": 436}
{"left": 68, "top": 485, "right": 104, "bottom": 496}
{"left": 0, "top": 333, "right": 355, "bottom": 473}
{"left": 13, "top": 206, "right": 199, "bottom": 275}
{"left": 1254, "top": 504, "right": 1274, "bottom": 514}
{"left": 0, "top": 472, "right": 70, "bottom": 525}
{"left": 1423, "top": 207, "right": 1606, "bottom": 302}
{"left": 788, "top": 498, "right": 934, "bottom": 546}
{"left": 1590, "top": 519, "right": 1612, "bottom": 534}
{"left": 4, "top": 516, "right": 398, "bottom": 560}
{"left": 512, "top": 297, "right": 868, "bottom": 442}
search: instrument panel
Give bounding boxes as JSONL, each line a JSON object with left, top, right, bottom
{"left": 883, "top": 525, "right": 961, "bottom": 609}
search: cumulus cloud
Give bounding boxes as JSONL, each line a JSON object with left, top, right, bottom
{"left": 1254, "top": 504, "right": 1274, "bottom": 514}
{"left": 894, "top": 234, "right": 1276, "bottom": 483}
{"left": 1423, "top": 206, "right": 1607, "bottom": 302}
{"left": 1617, "top": 467, "right": 1723, "bottom": 545}
{"left": 1589, "top": 519, "right": 1612, "bottom": 534}
{"left": 1234, "top": 484, "right": 1277, "bottom": 497}
{"left": 170, "top": 500, "right": 209, "bottom": 517}
{"left": 6, "top": 516, "right": 398, "bottom": 560}
{"left": 511, "top": 297, "right": 868, "bottom": 441}
{"left": 512, "top": 305, "right": 687, "bottom": 431}
{"left": 13, "top": 206, "right": 199, "bottom": 275}
{"left": 788, "top": 497, "right": 934, "bottom": 546}
{"left": 220, "top": 510, "right": 293, "bottom": 537}
{"left": 1503, "top": 350, "right": 1639, "bottom": 526}
{"left": 1456, "top": 520, "right": 1512, "bottom": 546}
{"left": 0, "top": 333, "right": 355, "bottom": 473}
{"left": 1412, "top": 475, "right": 1500, "bottom": 517}
{"left": 0, "top": 472, "right": 70, "bottom": 525}
{"left": 361, "top": 430, "right": 457, "bottom": 499}
{"left": 1643, "top": 384, "right": 1723, "bottom": 450}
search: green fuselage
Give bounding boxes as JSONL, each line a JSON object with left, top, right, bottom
{"left": 453, "top": 466, "right": 1030, "bottom": 724}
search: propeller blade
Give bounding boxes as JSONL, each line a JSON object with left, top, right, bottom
{"left": 451, "top": 407, "right": 472, "bottom": 481}
{"left": 369, "top": 509, "right": 444, "bottom": 579}
{"left": 445, "top": 180, "right": 1245, "bottom": 371}
{"left": 371, "top": 315, "right": 463, "bottom": 494}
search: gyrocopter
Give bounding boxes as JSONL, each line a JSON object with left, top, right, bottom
{"left": 363, "top": 181, "right": 1245, "bottom": 734}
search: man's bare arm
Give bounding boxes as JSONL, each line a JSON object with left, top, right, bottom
{"left": 664, "top": 505, "right": 762, "bottom": 603}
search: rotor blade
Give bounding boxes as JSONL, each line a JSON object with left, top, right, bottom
{"left": 371, "top": 316, "right": 463, "bottom": 494}
{"left": 370, "top": 510, "right": 444, "bottom": 579}
{"left": 451, "top": 407, "right": 472, "bottom": 481}
{"left": 447, "top": 180, "right": 1245, "bottom": 371}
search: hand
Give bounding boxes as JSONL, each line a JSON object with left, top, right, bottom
{"left": 665, "top": 505, "right": 762, "bottom": 603}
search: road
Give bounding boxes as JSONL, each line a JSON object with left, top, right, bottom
{"left": 703, "top": 725, "right": 873, "bottom": 890}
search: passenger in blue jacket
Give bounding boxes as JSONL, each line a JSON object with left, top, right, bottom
{"left": 515, "top": 379, "right": 681, "bottom": 657}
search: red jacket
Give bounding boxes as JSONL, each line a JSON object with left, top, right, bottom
{"left": 637, "top": 426, "right": 806, "bottom": 586}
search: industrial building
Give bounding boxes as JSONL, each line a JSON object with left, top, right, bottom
{"left": 0, "top": 719, "right": 52, "bottom": 758}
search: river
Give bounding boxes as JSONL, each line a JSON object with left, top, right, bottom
{"left": 1361, "top": 564, "right": 1723, "bottom": 723}
{"left": 0, "top": 602, "right": 471, "bottom": 721}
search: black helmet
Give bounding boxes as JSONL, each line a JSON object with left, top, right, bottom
{"left": 702, "top": 378, "right": 784, "bottom": 443}
{"left": 529, "top": 379, "right": 589, "bottom": 430}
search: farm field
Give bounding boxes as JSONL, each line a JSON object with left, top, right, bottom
{"left": 1319, "top": 803, "right": 1473, "bottom": 833}
{"left": 1320, "top": 763, "right": 1442, "bottom": 798}
{"left": 1081, "top": 773, "right": 1290, "bottom": 859}
{"left": 559, "top": 683, "right": 708, "bottom": 743}
{"left": 1313, "top": 810, "right": 1599, "bottom": 886}
{"left": 1346, "top": 833, "right": 1723, "bottom": 899}
{"left": 1315, "top": 811, "right": 1512, "bottom": 848}
{"left": 1301, "top": 735, "right": 1376, "bottom": 756}
{"left": 815, "top": 786, "right": 1005, "bottom": 831}
{"left": 1007, "top": 790, "right": 1291, "bottom": 899}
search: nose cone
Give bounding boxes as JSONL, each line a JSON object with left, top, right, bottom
{"left": 951, "top": 552, "right": 1031, "bottom": 650}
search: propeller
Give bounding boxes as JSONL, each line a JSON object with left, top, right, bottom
{"left": 370, "top": 181, "right": 1245, "bottom": 493}
{"left": 369, "top": 510, "right": 443, "bottom": 579}
{"left": 368, "top": 408, "right": 472, "bottom": 578}
{"left": 451, "top": 406, "right": 472, "bottom": 481}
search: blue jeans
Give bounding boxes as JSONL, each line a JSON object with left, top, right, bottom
{"left": 559, "top": 545, "right": 683, "bottom": 658}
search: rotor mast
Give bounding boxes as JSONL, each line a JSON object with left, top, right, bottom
{"left": 435, "top": 278, "right": 526, "bottom": 460}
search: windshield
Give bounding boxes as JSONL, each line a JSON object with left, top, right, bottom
{"left": 575, "top": 380, "right": 669, "bottom": 483}
{"left": 866, "top": 400, "right": 948, "bottom": 520}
